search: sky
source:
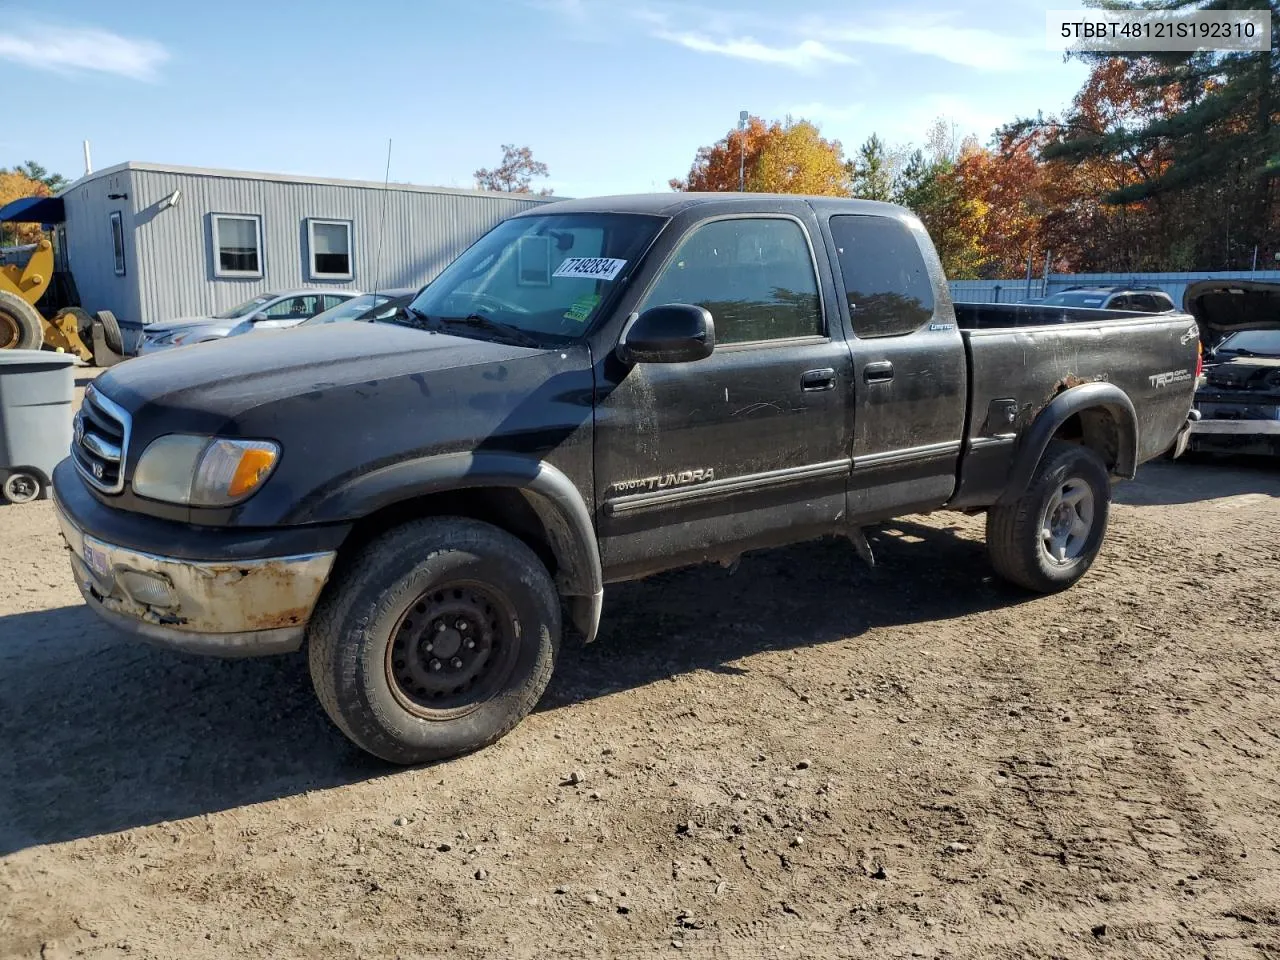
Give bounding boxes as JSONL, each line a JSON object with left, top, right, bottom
{"left": 0, "top": 0, "right": 1094, "bottom": 197}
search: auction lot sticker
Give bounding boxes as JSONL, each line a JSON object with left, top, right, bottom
{"left": 553, "top": 258, "right": 628, "bottom": 281}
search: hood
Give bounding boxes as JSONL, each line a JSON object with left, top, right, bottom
{"left": 1184, "top": 280, "right": 1280, "bottom": 343}
{"left": 146, "top": 316, "right": 219, "bottom": 334}
{"left": 143, "top": 318, "right": 237, "bottom": 343}
{"left": 98, "top": 321, "right": 550, "bottom": 420}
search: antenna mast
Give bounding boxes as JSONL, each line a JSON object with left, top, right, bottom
{"left": 372, "top": 138, "right": 392, "bottom": 298}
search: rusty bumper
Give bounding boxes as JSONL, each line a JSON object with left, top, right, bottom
{"left": 55, "top": 500, "right": 336, "bottom": 657}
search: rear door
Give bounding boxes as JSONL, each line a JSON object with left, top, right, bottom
{"left": 594, "top": 209, "right": 856, "bottom": 581}
{"left": 822, "top": 213, "right": 967, "bottom": 519}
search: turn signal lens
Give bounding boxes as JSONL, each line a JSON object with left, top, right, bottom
{"left": 228, "top": 447, "right": 278, "bottom": 498}
{"left": 192, "top": 439, "right": 279, "bottom": 504}
{"left": 1195, "top": 341, "right": 1204, "bottom": 378}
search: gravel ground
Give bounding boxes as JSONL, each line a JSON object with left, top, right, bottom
{"left": 1, "top": 443, "right": 1278, "bottom": 959}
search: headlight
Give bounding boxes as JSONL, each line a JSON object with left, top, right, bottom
{"left": 133, "top": 435, "right": 280, "bottom": 506}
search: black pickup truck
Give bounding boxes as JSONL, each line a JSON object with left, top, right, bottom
{"left": 53, "top": 195, "right": 1200, "bottom": 763}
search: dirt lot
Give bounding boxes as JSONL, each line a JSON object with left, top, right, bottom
{"left": 1, "top": 445, "right": 1278, "bottom": 959}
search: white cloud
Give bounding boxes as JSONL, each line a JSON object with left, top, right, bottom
{"left": 651, "top": 31, "right": 852, "bottom": 70}
{"left": 0, "top": 23, "right": 170, "bottom": 81}
{"left": 805, "top": 15, "right": 1038, "bottom": 73}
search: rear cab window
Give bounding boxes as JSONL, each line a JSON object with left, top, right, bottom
{"left": 828, "top": 215, "right": 935, "bottom": 338}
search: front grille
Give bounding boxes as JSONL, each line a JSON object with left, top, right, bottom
{"left": 73, "top": 385, "right": 131, "bottom": 494}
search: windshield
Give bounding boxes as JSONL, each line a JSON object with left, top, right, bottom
{"left": 299, "top": 293, "right": 391, "bottom": 326}
{"left": 213, "top": 295, "right": 273, "bottom": 320}
{"left": 401, "top": 213, "right": 664, "bottom": 343}
{"left": 1042, "top": 292, "right": 1108, "bottom": 308}
{"left": 1215, "top": 329, "right": 1280, "bottom": 358}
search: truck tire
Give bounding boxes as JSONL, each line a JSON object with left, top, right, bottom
{"left": 0, "top": 290, "right": 44, "bottom": 351}
{"left": 2, "top": 471, "right": 43, "bottom": 504}
{"left": 985, "top": 440, "right": 1110, "bottom": 593}
{"left": 96, "top": 311, "right": 124, "bottom": 354}
{"left": 308, "top": 517, "right": 561, "bottom": 765}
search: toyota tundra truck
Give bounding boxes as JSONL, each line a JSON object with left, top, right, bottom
{"left": 52, "top": 194, "right": 1201, "bottom": 764}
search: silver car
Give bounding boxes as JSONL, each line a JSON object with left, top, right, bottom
{"left": 139, "top": 289, "right": 361, "bottom": 354}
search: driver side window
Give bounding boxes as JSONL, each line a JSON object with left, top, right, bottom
{"left": 640, "top": 218, "right": 822, "bottom": 345}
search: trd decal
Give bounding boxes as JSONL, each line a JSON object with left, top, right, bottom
{"left": 1149, "top": 369, "right": 1193, "bottom": 388}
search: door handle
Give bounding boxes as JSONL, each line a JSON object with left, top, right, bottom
{"left": 801, "top": 368, "right": 837, "bottom": 391}
{"left": 863, "top": 361, "right": 894, "bottom": 383}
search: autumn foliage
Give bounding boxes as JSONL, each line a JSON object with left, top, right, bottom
{"left": 670, "top": 117, "right": 849, "bottom": 196}
{"left": 672, "top": 33, "right": 1278, "bottom": 278}
{"left": 0, "top": 171, "right": 51, "bottom": 245}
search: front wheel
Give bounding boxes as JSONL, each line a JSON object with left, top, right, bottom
{"left": 308, "top": 517, "right": 561, "bottom": 764}
{"left": 985, "top": 441, "right": 1111, "bottom": 593}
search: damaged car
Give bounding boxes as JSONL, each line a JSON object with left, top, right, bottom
{"left": 1185, "top": 279, "right": 1280, "bottom": 457}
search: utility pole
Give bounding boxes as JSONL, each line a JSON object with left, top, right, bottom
{"left": 738, "top": 111, "right": 748, "bottom": 192}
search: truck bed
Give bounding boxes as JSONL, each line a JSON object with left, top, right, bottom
{"left": 949, "top": 305, "right": 1200, "bottom": 508}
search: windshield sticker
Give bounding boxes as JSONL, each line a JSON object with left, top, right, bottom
{"left": 564, "top": 294, "right": 601, "bottom": 323}
{"left": 553, "top": 257, "right": 628, "bottom": 282}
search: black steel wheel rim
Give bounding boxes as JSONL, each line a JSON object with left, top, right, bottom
{"left": 0, "top": 311, "right": 19, "bottom": 350}
{"left": 384, "top": 580, "right": 521, "bottom": 719}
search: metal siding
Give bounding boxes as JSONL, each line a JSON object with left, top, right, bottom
{"left": 951, "top": 271, "right": 1280, "bottom": 306}
{"left": 129, "top": 169, "right": 549, "bottom": 327}
{"left": 60, "top": 171, "right": 143, "bottom": 345}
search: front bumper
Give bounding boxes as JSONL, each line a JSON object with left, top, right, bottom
{"left": 55, "top": 494, "right": 337, "bottom": 657}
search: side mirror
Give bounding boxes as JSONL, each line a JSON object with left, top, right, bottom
{"left": 618, "top": 304, "right": 715, "bottom": 364}
{"left": 250, "top": 312, "right": 270, "bottom": 323}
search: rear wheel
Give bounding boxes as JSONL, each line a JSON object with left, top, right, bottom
{"left": 96, "top": 311, "right": 124, "bottom": 354}
{"left": 0, "top": 290, "right": 44, "bottom": 351}
{"left": 308, "top": 517, "right": 560, "bottom": 764}
{"left": 986, "top": 441, "right": 1111, "bottom": 593}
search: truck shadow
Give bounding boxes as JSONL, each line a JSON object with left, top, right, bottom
{"left": 0, "top": 519, "right": 1028, "bottom": 855}
{"left": 1116, "top": 457, "right": 1280, "bottom": 507}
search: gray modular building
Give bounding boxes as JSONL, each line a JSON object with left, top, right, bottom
{"left": 46, "top": 162, "right": 552, "bottom": 351}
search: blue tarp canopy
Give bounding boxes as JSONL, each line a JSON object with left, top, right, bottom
{"left": 0, "top": 195, "right": 64, "bottom": 224}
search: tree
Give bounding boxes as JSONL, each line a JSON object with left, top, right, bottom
{"left": 474, "top": 145, "right": 552, "bottom": 195}
{"left": 894, "top": 149, "right": 987, "bottom": 279}
{"left": 748, "top": 119, "right": 851, "bottom": 195}
{"left": 672, "top": 116, "right": 850, "bottom": 196}
{"left": 1039, "top": 0, "right": 1279, "bottom": 269}
{"left": 847, "top": 134, "right": 894, "bottom": 201}
{"left": 4, "top": 161, "right": 68, "bottom": 193}
{"left": 0, "top": 170, "right": 51, "bottom": 245}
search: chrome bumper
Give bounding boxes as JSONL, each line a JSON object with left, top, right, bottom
{"left": 55, "top": 501, "right": 336, "bottom": 657}
{"left": 1189, "top": 418, "right": 1280, "bottom": 436}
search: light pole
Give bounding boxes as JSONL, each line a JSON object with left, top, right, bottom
{"left": 738, "top": 110, "right": 748, "bottom": 192}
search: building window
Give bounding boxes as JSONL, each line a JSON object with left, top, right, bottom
{"left": 212, "top": 214, "right": 263, "bottom": 278}
{"left": 307, "top": 219, "right": 353, "bottom": 279}
{"left": 109, "top": 211, "right": 126, "bottom": 277}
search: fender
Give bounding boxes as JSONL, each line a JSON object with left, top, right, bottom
{"left": 998, "top": 382, "right": 1139, "bottom": 506}
{"left": 291, "top": 452, "right": 604, "bottom": 642}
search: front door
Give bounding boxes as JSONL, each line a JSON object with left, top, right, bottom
{"left": 594, "top": 213, "right": 856, "bottom": 582}
{"left": 823, "top": 213, "right": 967, "bottom": 519}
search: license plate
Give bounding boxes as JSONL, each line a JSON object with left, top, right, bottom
{"left": 83, "top": 541, "right": 110, "bottom": 578}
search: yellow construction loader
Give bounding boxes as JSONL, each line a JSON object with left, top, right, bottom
{"left": 0, "top": 238, "right": 97, "bottom": 361}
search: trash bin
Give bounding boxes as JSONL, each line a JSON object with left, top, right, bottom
{"left": 0, "top": 350, "right": 79, "bottom": 504}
